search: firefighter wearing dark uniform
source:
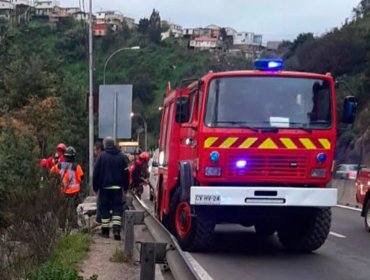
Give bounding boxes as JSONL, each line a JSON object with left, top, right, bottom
{"left": 93, "top": 137, "right": 129, "bottom": 240}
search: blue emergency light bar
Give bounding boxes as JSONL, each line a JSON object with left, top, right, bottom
{"left": 255, "top": 59, "right": 283, "bottom": 71}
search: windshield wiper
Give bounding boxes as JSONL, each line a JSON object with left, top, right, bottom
{"left": 211, "top": 121, "right": 259, "bottom": 132}
{"left": 289, "top": 122, "right": 312, "bottom": 133}
{"left": 261, "top": 127, "right": 279, "bottom": 133}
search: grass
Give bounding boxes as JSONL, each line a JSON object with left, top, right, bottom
{"left": 30, "top": 233, "right": 93, "bottom": 280}
{"left": 109, "top": 247, "right": 126, "bottom": 263}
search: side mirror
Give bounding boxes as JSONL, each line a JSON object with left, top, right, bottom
{"left": 342, "top": 96, "right": 357, "bottom": 124}
{"left": 175, "top": 96, "right": 190, "bottom": 123}
{"left": 152, "top": 161, "right": 159, "bottom": 167}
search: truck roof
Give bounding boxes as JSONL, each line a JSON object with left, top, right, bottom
{"left": 203, "top": 70, "right": 333, "bottom": 80}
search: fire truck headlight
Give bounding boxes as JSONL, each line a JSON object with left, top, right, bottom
{"left": 210, "top": 151, "right": 220, "bottom": 162}
{"left": 205, "top": 167, "right": 221, "bottom": 177}
{"left": 316, "top": 153, "right": 326, "bottom": 164}
{"left": 236, "top": 160, "right": 247, "bottom": 169}
{"left": 311, "top": 168, "right": 326, "bottom": 178}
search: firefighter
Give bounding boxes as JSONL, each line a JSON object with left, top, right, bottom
{"left": 93, "top": 137, "right": 129, "bottom": 240}
{"left": 50, "top": 146, "right": 84, "bottom": 197}
{"left": 94, "top": 141, "right": 104, "bottom": 224}
{"left": 44, "top": 143, "right": 67, "bottom": 168}
{"left": 130, "top": 151, "right": 150, "bottom": 199}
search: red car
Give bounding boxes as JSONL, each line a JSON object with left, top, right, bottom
{"left": 355, "top": 168, "right": 370, "bottom": 231}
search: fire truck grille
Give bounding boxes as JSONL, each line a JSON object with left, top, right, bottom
{"left": 227, "top": 155, "right": 308, "bottom": 178}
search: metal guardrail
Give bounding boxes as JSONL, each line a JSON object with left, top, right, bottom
{"left": 131, "top": 195, "right": 202, "bottom": 280}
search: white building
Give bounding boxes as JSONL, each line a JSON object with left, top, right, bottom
{"left": 233, "top": 31, "right": 263, "bottom": 46}
{"left": 234, "top": 32, "right": 254, "bottom": 45}
{"left": 189, "top": 37, "right": 218, "bottom": 49}
{"left": 225, "top": 27, "right": 237, "bottom": 36}
{"left": 73, "top": 11, "right": 89, "bottom": 22}
{"left": 34, "top": 0, "right": 60, "bottom": 16}
{"left": 169, "top": 22, "right": 182, "bottom": 38}
{"left": 96, "top": 10, "right": 123, "bottom": 25}
{"left": 11, "top": 0, "right": 30, "bottom": 5}
{"left": 0, "top": 0, "right": 14, "bottom": 20}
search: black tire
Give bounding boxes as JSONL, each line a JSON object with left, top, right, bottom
{"left": 278, "top": 208, "right": 331, "bottom": 252}
{"left": 170, "top": 188, "right": 215, "bottom": 251}
{"left": 364, "top": 200, "right": 370, "bottom": 232}
{"left": 254, "top": 223, "right": 276, "bottom": 236}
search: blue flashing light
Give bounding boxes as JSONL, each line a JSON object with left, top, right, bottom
{"left": 236, "top": 160, "right": 247, "bottom": 169}
{"left": 255, "top": 59, "right": 283, "bottom": 71}
{"left": 210, "top": 151, "right": 220, "bottom": 162}
{"left": 317, "top": 153, "right": 327, "bottom": 163}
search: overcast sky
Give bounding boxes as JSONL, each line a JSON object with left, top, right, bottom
{"left": 62, "top": 0, "right": 361, "bottom": 42}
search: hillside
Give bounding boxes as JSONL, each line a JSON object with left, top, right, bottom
{"left": 0, "top": 13, "right": 250, "bottom": 224}
{"left": 266, "top": 1, "right": 370, "bottom": 165}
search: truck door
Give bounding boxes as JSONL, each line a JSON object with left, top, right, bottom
{"left": 179, "top": 87, "right": 201, "bottom": 166}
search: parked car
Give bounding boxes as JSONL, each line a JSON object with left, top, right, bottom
{"left": 148, "top": 148, "right": 159, "bottom": 201}
{"left": 334, "top": 164, "right": 359, "bottom": 180}
{"left": 355, "top": 168, "right": 370, "bottom": 232}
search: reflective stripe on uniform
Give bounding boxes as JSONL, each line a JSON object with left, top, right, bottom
{"left": 104, "top": 185, "right": 121, "bottom": 190}
{"left": 101, "top": 218, "right": 110, "bottom": 228}
{"left": 112, "top": 215, "right": 122, "bottom": 226}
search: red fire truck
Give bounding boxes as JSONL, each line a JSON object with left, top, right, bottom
{"left": 155, "top": 59, "right": 357, "bottom": 252}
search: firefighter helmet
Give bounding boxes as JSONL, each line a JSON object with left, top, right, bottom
{"left": 64, "top": 146, "right": 76, "bottom": 158}
{"left": 139, "top": 152, "right": 150, "bottom": 162}
{"left": 40, "top": 159, "right": 48, "bottom": 168}
{"left": 57, "top": 143, "right": 67, "bottom": 152}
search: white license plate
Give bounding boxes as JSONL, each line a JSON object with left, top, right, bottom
{"left": 194, "top": 194, "right": 221, "bottom": 205}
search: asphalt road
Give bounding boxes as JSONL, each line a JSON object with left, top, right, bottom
{"left": 140, "top": 186, "right": 370, "bottom": 280}
{"left": 191, "top": 207, "right": 370, "bottom": 280}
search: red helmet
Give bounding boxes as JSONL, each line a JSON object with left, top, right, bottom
{"left": 139, "top": 152, "right": 150, "bottom": 161}
{"left": 40, "top": 159, "right": 48, "bottom": 168}
{"left": 57, "top": 143, "right": 67, "bottom": 152}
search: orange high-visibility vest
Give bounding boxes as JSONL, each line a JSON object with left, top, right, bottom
{"left": 51, "top": 162, "right": 83, "bottom": 195}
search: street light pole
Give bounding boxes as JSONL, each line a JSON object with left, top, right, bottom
{"left": 88, "top": 0, "right": 93, "bottom": 195}
{"left": 131, "top": 113, "right": 147, "bottom": 151}
{"left": 103, "top": 46, "right": 140, "bottom": 84}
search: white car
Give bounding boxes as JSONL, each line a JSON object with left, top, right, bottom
{"left": 335, "top": 164, "right": 359, "bottom": 180}
{"left": 148, "top": 149, "right": 159, "bottom": 200}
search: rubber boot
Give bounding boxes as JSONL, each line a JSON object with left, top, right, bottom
{"left": 101, "top": 227, "right": 109, "bottom": 238}
{"left": 113, "top": 226, "right": 121, "bottom": 241}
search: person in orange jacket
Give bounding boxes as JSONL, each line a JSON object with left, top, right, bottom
{"left": 51, "top": 146, "right": 84, "bottom": 196}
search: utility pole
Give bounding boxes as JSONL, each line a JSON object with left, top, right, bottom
{"left": 88, "top": 0, "right": 93, "bottom": 195}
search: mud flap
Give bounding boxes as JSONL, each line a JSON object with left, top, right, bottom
{"left": 178, "top": 161, "right": 193, "bottom": 202}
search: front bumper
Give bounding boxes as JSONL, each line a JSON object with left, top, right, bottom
{"left": 190, "top": 186, "right": 337, "bottom": 207}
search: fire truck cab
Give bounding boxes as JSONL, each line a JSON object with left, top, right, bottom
{"left": 156, "top": 59, "right": 357, "bottom": 252}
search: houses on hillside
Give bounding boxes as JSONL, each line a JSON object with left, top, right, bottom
{"left": 0, "top": 2, "right": 281, "bottom": 59}
{"left": 0, "top": 0, "right": 32, "bottom": 22}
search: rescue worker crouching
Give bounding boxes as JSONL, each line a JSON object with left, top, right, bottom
{"left": 50, "top": 146, "right": 84, "bottom": 197}
{"left": 130, "top": 152, "right": 150, "bottom": 199}
{"left": 93, "top": 137, "right": 129, "bottom": 240}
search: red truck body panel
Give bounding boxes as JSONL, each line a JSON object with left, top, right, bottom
{"left": 157, "top": 70, "right": 337, "bottom": 217}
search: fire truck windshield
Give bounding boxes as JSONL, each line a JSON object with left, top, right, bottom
{"left": 204, "top": 76, "right": 332, "bottom": 129}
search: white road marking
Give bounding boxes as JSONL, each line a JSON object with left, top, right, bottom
{"left": 184, "top": 252, "right": 214, "bottom": 280}
{"left": 336, "top": 204, "right": 362, "bottom": 212}
{"left": 329, "top": 231, "right": 346, "bottom": 238}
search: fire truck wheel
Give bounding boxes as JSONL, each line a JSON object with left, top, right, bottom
{"left": 364, "top": 200, "right": 370, "bottom": 232}
{"left": 170, "top": 188, "right": 215, "bottom": 251}
{"left": 277, "top": 208, "right": 331, "bottom": 252}
{"left": 254, "top": 223, "right": 276, "bottom": 236}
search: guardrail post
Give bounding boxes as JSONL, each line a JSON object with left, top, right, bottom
{"left": 123, "top": 210, "right": 144, "bottom": 258}
{"left": 139, "top": 242, "right": 167, "bottom": 280}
